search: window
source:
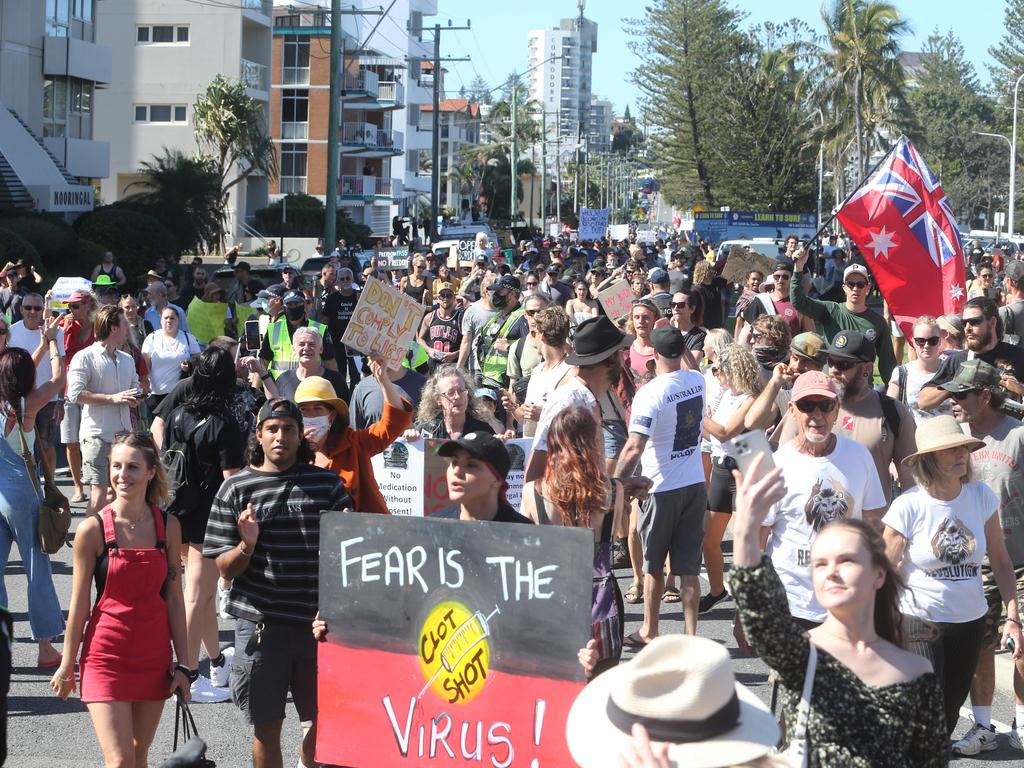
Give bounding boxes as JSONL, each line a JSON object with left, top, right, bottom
{"left": 280, "top": 143, "right": 307, "bottom": 194}
{"left": 72, "top": 0, "right": 92, "bottom": 22}
{"left": 282, "top": 36, "right": 310, "bottom": 85}
{"left": 136, "top": 25, "right": 189, "bottom": 44}
{"left": 134, "top": 104, "right": 188, "bottom": 123}
{"left": 43, "top": 77, "right": 68, "bottom": 137}
{"left": 47, "top": 0, "right": 70, "bottom": 36}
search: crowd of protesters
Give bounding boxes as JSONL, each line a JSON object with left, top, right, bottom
{"left": 0, "top": 228, "right": 1019, "bottom": 767}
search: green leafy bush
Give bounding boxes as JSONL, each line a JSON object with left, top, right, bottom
{"left": 75, "top": 207, "right": 175, "bottom": 290}
{"left": 253, "top": 194, "right": 372, "bottom": 246}
{"left": 0, "top": 211, "right": 79, "bottom": 276}
{"left": 0, "top": 226, "right": 41, "bottom": 267}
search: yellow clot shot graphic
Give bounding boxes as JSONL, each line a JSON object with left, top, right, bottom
{"left": 417, "top": 601, "right": 500, "bottom": 705}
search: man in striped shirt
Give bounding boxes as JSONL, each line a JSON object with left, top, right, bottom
{"left": 204, "top": 398, "right": 351, "bottom": 768}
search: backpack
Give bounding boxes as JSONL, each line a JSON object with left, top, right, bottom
{"left": 161, "top": 408, "right": 211, "bottom": 516}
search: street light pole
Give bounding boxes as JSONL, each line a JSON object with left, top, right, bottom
{"left": 1010, "top": 73, "right": 1024, "bottom": 238}
{"left": 975, "top": 131, "right": 1013, "bottom": 234}
{"left": 510, "top": 76, "right": 517, "bottom": 232}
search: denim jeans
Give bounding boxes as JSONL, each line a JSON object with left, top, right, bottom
{"left": 0, "top": 498, "right": 65, "bottom": 640}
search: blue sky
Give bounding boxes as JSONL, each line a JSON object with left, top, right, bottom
{"left": 437, "top": 0, "right": 1009, "bottom": 116}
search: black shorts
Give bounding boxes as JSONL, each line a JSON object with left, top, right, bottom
{"left": 231, "top": 618, "right": 317, "bottom": 726}
{"left": 706, "top": 457, "right": 737, "bottom": 513}
{"left": 638, "top": 482, "right": 707, "bottom": 576}
{"left": 171, "top": 508, "right": 211, "bottom": 546}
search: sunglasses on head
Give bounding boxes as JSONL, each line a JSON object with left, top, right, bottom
{"left": 794, "top": 398, "right": 838, "bottom": 414}
{"left": 827, "top": 357, "right": 859, "bottom": 371}
{"left": 913, "top": 336, "right": 940, "bottom": 347}
{"left": 844, "top": 280, "right": 868, "bottom": 290}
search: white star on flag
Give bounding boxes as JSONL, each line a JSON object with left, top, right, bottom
{"left": 865, "top": 227, "right": 898, "bottom": 259}
{"left": 949, "top": 283, "right": 964, "bottom": 301}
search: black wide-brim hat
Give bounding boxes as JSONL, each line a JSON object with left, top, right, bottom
{"left": 566, "top": 315, "right": 633, "bottom": 366}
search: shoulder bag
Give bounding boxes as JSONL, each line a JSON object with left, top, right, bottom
{"left": 166, "top": 694, "right": 216, "bottom": 767}
{"left": 15, "top": 413, "right": 71, "bottom": 555}
{"left": 784, "top": 642, "right": 817, "bottom": 768}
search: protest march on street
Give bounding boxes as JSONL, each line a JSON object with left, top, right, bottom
{"left": 7, "top": 0, "right": 1024, "bottom": 766}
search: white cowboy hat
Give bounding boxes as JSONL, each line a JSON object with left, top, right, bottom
{"left": 565, "top": 635, "right": 779, "bottom": 768}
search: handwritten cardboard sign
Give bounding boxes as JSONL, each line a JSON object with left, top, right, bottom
{"left": 635, "top": 229, "right": 657, "bottom": 244}
{"left": 341, "top": 277, "right": 423, "bottom": 370}
{"left": 421, "top": 438, "right": 532, "bottom": 517}
{"left": 370, "top": 439, "right": 426, "bottom": 517}
{"left": 373, "top": 247, "right": 410, "bottom": 271}
{"left": 597, "top": 279, "right": 634, "bottom": 324}
{"left": 316, "top": 512, "right": 592, "bottom": 768}
{"left": 578, "top": 208, "right": 609, "bottom": 241}
{"left": 607, "top": 224, "right": 629, "bottom": 241}
{"left": 49, "top": 276, "right": 92, "bottom": 312}
{"left": 722, "top": 247, "right": 779, "bottom": 285}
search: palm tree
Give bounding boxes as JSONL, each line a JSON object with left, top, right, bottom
{"left": 799, "top": 0, "right": 911, "bottom": 183}
{"left": 125, "top": 149, "right": 222, "bottom": 255}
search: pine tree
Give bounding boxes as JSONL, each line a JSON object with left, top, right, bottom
{"left": 988, "top": 0, "right": 1024, "bottom": 97}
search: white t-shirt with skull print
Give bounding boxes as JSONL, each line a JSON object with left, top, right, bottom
{"left": 883, "top": 481, "right": 998, "bottom": 624}
{"left": 763, "top": 436, "right": 886, "bottom": 622}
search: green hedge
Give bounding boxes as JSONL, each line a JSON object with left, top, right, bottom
{"left": 74, "top": 207, "right": 175, "bottom": 290}
{"left": 0, "top": 227, "right": 41, "bottom": 267}
{"left": 0, "top": 211, "right": 80, "bottom": 277}
{"left": 254, "top": 194, "right": 373, "bottom": 246}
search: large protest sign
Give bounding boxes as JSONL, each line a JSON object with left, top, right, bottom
{"left": 635, "top": 229, "right": 657, "bottom": 244}
{"left": 373, "top": 247, "right": 410, "bottom": 270}
{"left": 447, "top": 237, "right": 478, "bottom": 268}
{"left": 316, "top": 512, "right": 592, "bottom": 768}
{"left": 49, "top": 276, "right": 92, "bottom": 312}
{"left": 502, "top": 438, "right": 531, "bottom": 511}
{"left": 370, "top": 439, "right": 426, "bottom": 517}
{"left": 340, "top": 277, "right": 423, "bottom": 370}
{"left": 597, "top": 279, "right": 634, "bottom": 324}
{"left": 722, "top": 247, "right": 779, "bottom": 285}
{"left": 421, "top": 438, "right": 533, "bottom": 517}
{"left": 578, "top": 208, "right": 609, "bottom": 241}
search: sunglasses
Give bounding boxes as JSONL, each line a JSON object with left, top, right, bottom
{"left": 794, "top": 398, "right": 838, "bottom": 414}
{"left": 772, "top": 273, "right": 792, "bottom": 281}
{"left": 979, "top": 273, "right": 994, "bottom": 279}
{"left": 948, "top": 389, "right": 979, "bottom": 401}
{"left": 913, "top": 336, "right": 940, "bottom": 347}
{"left": 827, "top": 357, "right": 859, "bottom": 371}
{"left": 438, "top": 292, "right": 454, "bottom": 299}
{"left": 671, "top": 301, "right": 690, "bottom": 309}
{"left": 21, "top": 305, "right": 43, "bottom": 312}
{"left": 963, "top": 315, "right": 987, "bottom": 327}
{"left": 844, "top": 280, "right": 868, "bottom": 290}
{"left": 67, "top": 303, "right": 83, "bottom": 310}
{"left": 526, "top": 281, "right": 539, "bottom": 287}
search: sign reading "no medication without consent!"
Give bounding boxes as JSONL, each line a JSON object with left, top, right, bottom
{"left": 316, "top": 512, "right": 592, "bottom": 768}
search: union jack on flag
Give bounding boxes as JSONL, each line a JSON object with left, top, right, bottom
{"left": 837, "top": 135, "right": 967, "bottom": 338}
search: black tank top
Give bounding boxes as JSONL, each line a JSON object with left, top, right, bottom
{"left": 426, "top": 308, "right": 463, "bottom": 354}
{"left": 404, "top": 279, "right": 427, "bottom": 304}
{"left": 97, "top": 263, "right": 116, "bottom": 278}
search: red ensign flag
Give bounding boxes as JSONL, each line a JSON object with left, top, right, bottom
{"left": 836, "top": 136, "right": 967, "bottom": 338}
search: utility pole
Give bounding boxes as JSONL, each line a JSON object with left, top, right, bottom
{"left": 510, "top": 75, "right": 518, "bottom": 233}
{"left": 425, "top": 23, "right": 470, "bottom": 243}
{"left": 541, "top": 110, "right": 547, "bottom": 234}
{"left": 324, "top": 1, "right": 389, "bottom": 249}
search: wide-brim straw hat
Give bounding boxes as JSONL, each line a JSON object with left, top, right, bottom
{"left": 902, "top": 414, "right": 984, "bottom": 464}
{"left": 565, "top": 635, "right": 779, "bottom": 768}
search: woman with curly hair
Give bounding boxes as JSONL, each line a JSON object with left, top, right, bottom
{"left": 749, "top": 314, "right": 792, "bottom": 376}
{"left": 404, "top": 364, "right": 495, "bottom": 440}
{"left": 521, "top": 406, "right": 626, "bottom": 678}
{"left": 700, "top": 344, "right": 763, "bottom": 614}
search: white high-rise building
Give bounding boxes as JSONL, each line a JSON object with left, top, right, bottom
{"left": 588, "top": 97, "right": 612, "bottom": 154}
{"left": 527, "top": 5, "right": 597, "bottom": 145}
{"left": 94, "top": 0, "right": 273, "bottom": 242}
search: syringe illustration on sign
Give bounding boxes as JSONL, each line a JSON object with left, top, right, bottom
{"left": 417, "top": 602, "right": 501, "bottom": 704}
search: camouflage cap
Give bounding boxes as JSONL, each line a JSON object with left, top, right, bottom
{"left": 939, "top": 359, "right": 1002, "bottom": 394}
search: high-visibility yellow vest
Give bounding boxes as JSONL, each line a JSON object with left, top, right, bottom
{"left": 267, "top": 317, "right": 327, "bottom": 379}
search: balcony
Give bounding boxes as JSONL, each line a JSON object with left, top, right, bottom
{"left": 241, "top": 58, "right": 269, "bottom": 97}
{"left": 44, "top": 36, "right": 112, "bottom": 85}
{"left": 343, "top": 70, "right": 379, "bottom": 104}
{"left": 339, "top": 175, "right": 397, "bottom": 202}
{"left": 375, "top": 81, "right": 404, "bottom": 109}
{"left": 341, "top": 123, "right": 402, "bottom": 157}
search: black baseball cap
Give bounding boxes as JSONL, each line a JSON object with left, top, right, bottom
{"left": 436, "top": 432, "right": 511, "bottom": 478}
{"left": 829, "top": 330, "right": 876, "bottom": 363}
{"left": 257, "top": 397, "right": 304, "bottom": 428}
{"left": 651, "top": 326, "right": 685, "bottom": 358}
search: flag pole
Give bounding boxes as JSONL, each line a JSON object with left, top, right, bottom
{"left": 804, "top": 136, "right": 905, "bottom": 247}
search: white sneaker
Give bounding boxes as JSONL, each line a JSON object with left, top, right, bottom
{"left": 217, "top": 581, "right": 231, "bottom": 619}
{"left": 1009, "top": 720, "right": 1024, "bottom": 752}
{"left": 190, "top": 674, "right": 231, "bottom": 704}
{"left": 952, "top": 722, "right": 999, "bottom": 755}
{"left": 210, "top": 646, "right": 234, "bottom": 688}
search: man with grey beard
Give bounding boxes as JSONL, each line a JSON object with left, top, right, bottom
{"left": 773, "top": 330, "right": 916, "bottom": 514}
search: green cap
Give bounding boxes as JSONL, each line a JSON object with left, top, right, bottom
{"left": 939, "top": 359, "right": 1002, "bottom": 394}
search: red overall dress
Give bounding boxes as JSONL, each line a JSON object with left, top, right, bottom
{"left": 79, "top": 505, "right": 172, "bottom": 702}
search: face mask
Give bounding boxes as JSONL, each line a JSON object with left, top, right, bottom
{"left": 753, "top": 345, "right": 783, "bottom": 366}
{"left": 304, "top": 415, "right": 331, "bottom": 443}
{"left": 490, "top": 291, "right": 508, "bottom": 309}
{"left": 286, "top": 306, "right": 305, "bottom": 322}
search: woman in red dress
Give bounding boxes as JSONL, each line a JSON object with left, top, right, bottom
{"left": 50, "top": 432, "right": 190, "bottom": 767}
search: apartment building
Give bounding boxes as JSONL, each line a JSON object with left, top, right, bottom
{"left": 588, "top": 97, "right": 612, "bottom": 154}
{"left": 526, "top": 11, "right": 597, "bottom": 144}
{"left": 419, "top": 99, "right": 481, "bottom": 213}
{"left": 0, "top": 0, "right": 110, "bottom": 214}
{"left": 94, "top": 0, "right": 273, "bottom": 241}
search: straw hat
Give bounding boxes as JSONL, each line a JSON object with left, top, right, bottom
{"left": 901, "top": 414, "right": 984, "bottom": 465}
{"left": 293, "top": 376, "right": 349, "bottom": 427}
{"left": 565, "top": 636, "right": 778, "bottom": 768}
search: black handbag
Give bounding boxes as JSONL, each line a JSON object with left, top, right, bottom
{"left": 162, "top": 694, "right": 215, "bottom": 768}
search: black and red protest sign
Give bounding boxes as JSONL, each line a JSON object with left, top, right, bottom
{"left": 316, "top": 511, "right": 592, "bottom": 767}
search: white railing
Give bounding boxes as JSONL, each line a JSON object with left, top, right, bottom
{"left": 241, "top": 58, "right": 268, "bottom": 91}
{"left": 345, "top": 70, "right": 378, "bottom": 97}
{"left": 339, "top": 176, "right": 392, "bottom": 197}
{"left": 377, "top": 80, "right": 403, "bottom": 104}
{"left": 342, "top": 122, "right": 378, "bottom": 145}
{"left": 281, "top": 122, "right": 308, "bottom": 140}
